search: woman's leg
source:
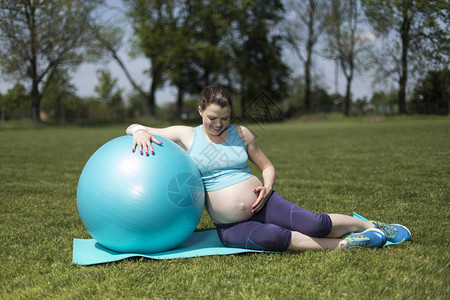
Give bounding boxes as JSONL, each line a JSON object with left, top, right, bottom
{"left": 288, "top": 231, "right": 346, "bottom": 251}
{"left": 288, "top": 227, "right": 387, "bottom": 250}
{"left": 214, "top": 213, "right": 385, "bottom": 251}
{"left": 215, "top": 193, "right": 386, "bottom": 251}
{"left": 257, "top": 192, "right": 333, "bottom": 237}
{"left": 216, "top": 220, "right": 348, "bottom": 251}
{"left": 258, "top": 192, "right": 375, "bottom": 238}
{"left": 215, "top": 221, "right": 292, "bottom": 251}
{"left": 326, "top": 214, "right": 374, "bottom": 238}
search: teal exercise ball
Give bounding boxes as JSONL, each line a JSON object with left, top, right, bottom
{"left": 77, "top": 135, "right": 205, "bottom": 253}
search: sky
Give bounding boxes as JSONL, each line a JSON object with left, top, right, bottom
{"left": 0, "top": 1, "right": 376, "bottom": 105}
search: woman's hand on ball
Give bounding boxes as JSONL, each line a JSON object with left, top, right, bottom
{"left": 133, "top": 130, "right": 162, "bottom": 156}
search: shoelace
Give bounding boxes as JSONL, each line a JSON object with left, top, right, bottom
{"left": 345, "top": 234, "right": 369, "bottom": 247}
{"left": 372, "top": 221, "right": 396, "bottom": 239}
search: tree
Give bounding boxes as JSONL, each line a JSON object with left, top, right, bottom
{"left": 163, "top": 5, "right": 194, "bottom": 119}
{"left": 370, "top": 89, "right": 398, "bottom": 105}
{"left": 0, "top": 0, "right": 105, "bottom": 124}
{"left": 284, "top": 0, "right": 328, "bottom": 113}
{"left": 365, "top": 88, "right": 398, "bottom": 114}
{"left": 310, "top": 87, "right": 334, "bottom": 113}
{"left": 95, "top": 69, "right": 120, "bottom": 103}
{"left": 123, "top": 0, "right": 183, "bottom": 117}
{"left": 410, "top": 68, "right": 450, "bottom": 115}
{"left": 86, "top": 4, "right": 142, "bottom": 101}
{"left": 2, "top": 83, "right": 30, "bottom": 119}
{"left": 124, "top": 0, "right": 288, "bottom": 120}
{"left": 41, "top": 69, "right": 78, "bottom": 124}
{"left": 165, "top": 0, "right": 234, "bottom": 119}
{"left": 362, "top": 0, "right": 449, "bottom": 114}
{"left": 94, "top": 69, "right": 124, "bottom": 121}
{"left": 325, "top": 0, "right": 368, "bottom": 116}
{"left": 233, "top": 0, "right": 289, "bottom": 118}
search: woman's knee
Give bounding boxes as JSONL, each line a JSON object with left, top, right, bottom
{"left": 247, "top": 224, "right": 292, "bottom": 251}
{"left": 302, "top": 213, "right": 332, "bottom": 237}
{"left": 216, "top": 222, "right": 292, "bottom": 251}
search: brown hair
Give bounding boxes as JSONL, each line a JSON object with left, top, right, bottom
{"left": 198, "top": 85, "right": 232, "bottom": 110}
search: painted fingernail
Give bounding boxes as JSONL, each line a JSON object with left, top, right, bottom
{"left": 132, "top": 149, "right": 135, "bottom": 153}
{"left": 145, "top": 152, "right": 149, "bottom": 156}
{"left": 151, "top": 150, "right": 155, "bottom": 155}
{"left": 252, "top": 210, "right": 255, "bottom": 214}
{"left": 140, "top": 151, "right": 143, "bottom": 155}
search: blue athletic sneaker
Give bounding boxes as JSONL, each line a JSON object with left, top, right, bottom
{"left": 344, "top": 228, "right": 386, "bottom": 248}
{"left": 371, "top": 221, "right": 411, "bottom": 243}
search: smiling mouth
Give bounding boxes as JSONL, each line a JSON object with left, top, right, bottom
{"left": 210, "top": 126, "right": 224, "bottom": 134}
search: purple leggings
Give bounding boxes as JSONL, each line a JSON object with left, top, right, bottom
{"left": 215, "top": 191, "right": 332, "bottom": 251}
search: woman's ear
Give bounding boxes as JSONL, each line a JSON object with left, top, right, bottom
{"left": 198, "top": 106, "right": 203, "bottom": 117}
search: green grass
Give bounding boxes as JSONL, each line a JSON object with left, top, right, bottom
{"left": 1, "top": 116, "right": 449, "bottom": 299}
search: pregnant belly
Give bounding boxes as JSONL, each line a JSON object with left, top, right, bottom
{"left": 206, "top": 176, "right": 262, "bottom": 224}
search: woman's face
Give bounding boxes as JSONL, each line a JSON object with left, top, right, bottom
{"left": 198, "top": 103, "right": 231, "bottom": 136}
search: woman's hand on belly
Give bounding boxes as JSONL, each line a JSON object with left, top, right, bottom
{"left": 252, "top": 185, "right": 273, "bottom": 214}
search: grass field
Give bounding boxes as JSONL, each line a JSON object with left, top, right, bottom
{"left": 1, "top": 116, "right": 449, "bottom": 299}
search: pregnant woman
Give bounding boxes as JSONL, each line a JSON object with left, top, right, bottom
{"left": 126, "top": 85, "right": 410, "bottom": 251}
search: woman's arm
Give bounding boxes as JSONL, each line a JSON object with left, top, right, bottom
{"left": 240, "top": 126, "right": 276, "bottom": 213}
{"left": 126, "top": 124, "right": 194, "bottom": 155}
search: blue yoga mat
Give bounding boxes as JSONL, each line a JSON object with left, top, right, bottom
{"left": 73, "top": 212, "right": 406, "bottom": 265}
{"left": 73, "top": 229, "right": 268, "bottom": 265}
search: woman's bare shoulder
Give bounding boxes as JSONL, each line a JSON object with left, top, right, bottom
{"left": 232, "top": 124, "right": 254, "bottom": 146}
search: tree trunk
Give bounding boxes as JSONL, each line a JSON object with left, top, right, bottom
{"left": 146, "top": 88, "right": 156, "bottom": 117}
{"left": 304, "top": 55, "right": 312, "bottom": 114}
{"left": 145, "top": 59, "right": 167, "bottom": 117}
{"left": 106, "top": 45, "right": 148, "bottom": 100}
{"left": 398, "top": 63, "right": 408, "bottom": 114}
{"left": 29, "top": 5, "right": 41, "bottom": 124}
{"left": 344, "top": 74, "right": 352, "bottom": 116}
{"left": 146, "top": 64, "right": 163, "bottom": 117}
{"left": 398, "top": 9, "right": 411, "bottom": 114}
{"left": 30, "top": 82, "right": 41, "bottom": 124}
{"left": 304, "top": 0, "right": 315, "bottom": 114}
{"left": 176, "top": 85, "right": 184, "bottom": 119}
{"left": 334, "top": 58, "right": 339, "bottom": 94}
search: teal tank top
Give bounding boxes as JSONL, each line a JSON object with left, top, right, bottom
{"left": 188, "top": 125, "right": 253, "bottom": 191}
